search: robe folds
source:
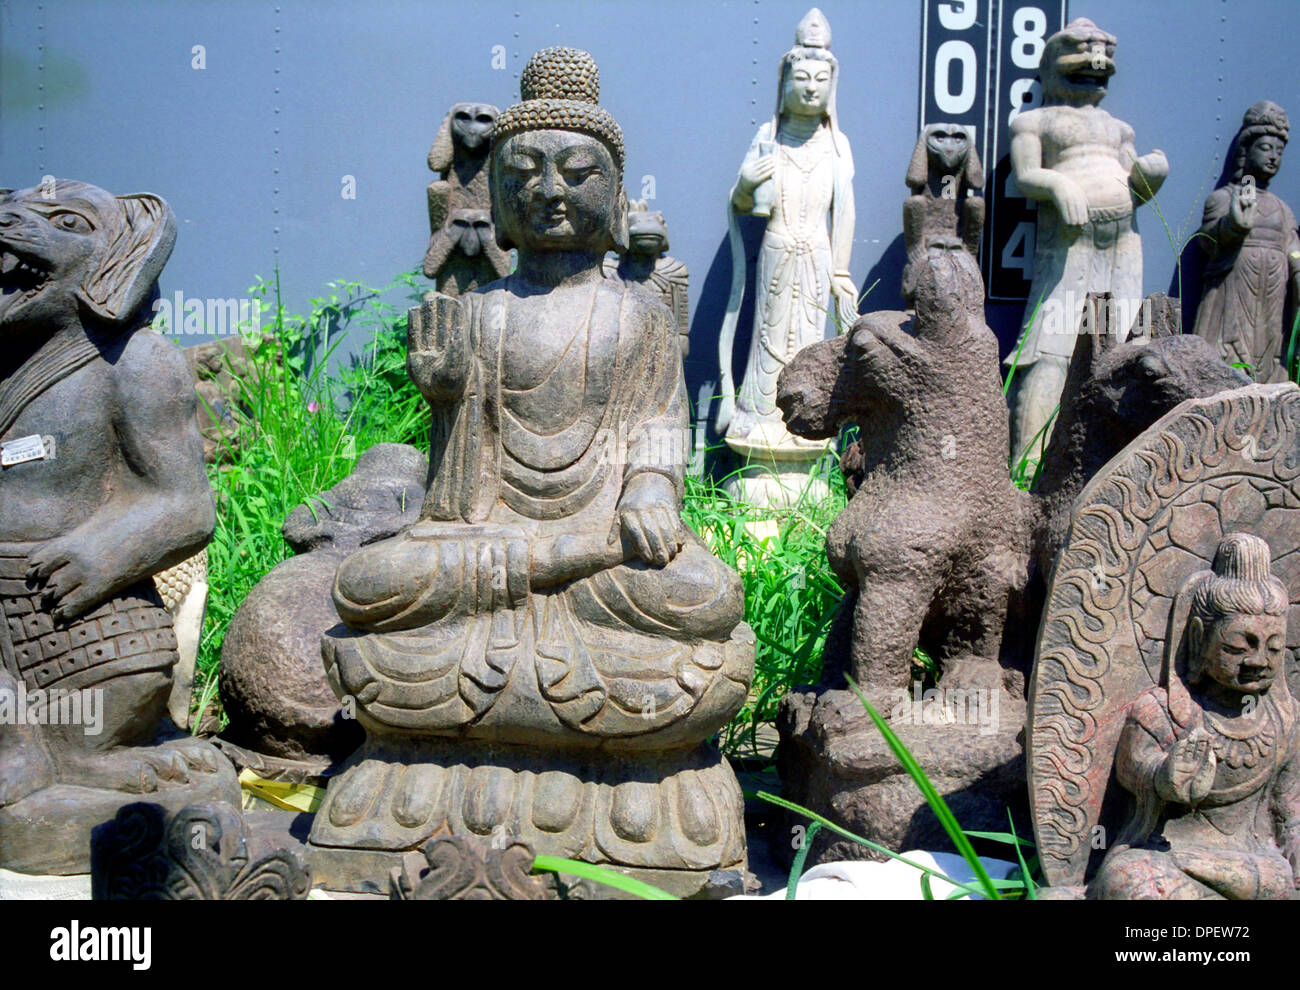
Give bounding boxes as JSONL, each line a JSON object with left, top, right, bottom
{"left": 326, "top": 277, "right": 751, "bottom": 748}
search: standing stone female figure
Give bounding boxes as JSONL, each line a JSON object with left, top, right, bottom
{"left": 716, "top": 7, "right": 855, "bottom": 507}
{"left": 1193, "top": 101, "right": 1300, "bottom": 384}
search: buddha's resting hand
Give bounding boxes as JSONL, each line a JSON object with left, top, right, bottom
{"left": 1050, "top": 176, "right": 1091, "bottom": 227}
{"left": 614, "top": 473, "right": 684, "bottom": 568}
{"left": 1156, "top": 728, "right": 1217, "bottom": 807}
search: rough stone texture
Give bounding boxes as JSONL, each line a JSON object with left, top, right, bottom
{"left": 423, "top": 103, "right": 510, "bottom": 297}
{"left": 217, "top": 442, "right": 424, "bottom": 779}
{"left": 780, "top": 247, "right": 1030, "bottom": 696}
{"left": 902, "top": 123, "right": 984, "bottom": 303}
{"left": 1192, "top": 101, "right": 1300, "bottom": 385}
{"left": 603, "top": 200, "right": 690, "bottom": 356}
{"left": 390, "top": 834, "right": 553, "bottom": 900}
{"left": 1004, "top": 17, "right": 1169, "bottom": 464}
{"left": 716, "top": 7, "right": 854, "bottom": 508}
{"left": 1030, "top": 384, "right": 1300, "bottom": 898}
{"left": 91, "top": 801, "right": 311, "bottom": 899}
{"left": 307, "top": 49, "right": 755, "bottom": 897}
{"left": 0, "top": 180, "right": 237, "bottom": 875}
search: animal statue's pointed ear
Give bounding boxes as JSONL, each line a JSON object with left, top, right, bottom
{"left": 428, "top": 109, "right": 455, "bottom": 172}
{"left": 906, "top": 129, "right": 930, "bottom": 191}
{"left": 964, "top": 137, "right": 985, "bottom": 191}
{"left": 77, "top": 193, "right": 176, "bottom": 326}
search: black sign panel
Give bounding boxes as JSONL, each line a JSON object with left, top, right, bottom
{"left": 985, "top": 0, "right": 1068, "bottom": 300}
{"left": 919, "top": 0, "right": 992, "bottom": 178}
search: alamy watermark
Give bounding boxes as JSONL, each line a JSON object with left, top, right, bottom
{"left": 889, "top": 680, "right": 1000, "bottom": 736}
{"left": 1039, "top": 292, "right": 1150, "bottom": 338}
{"left": 0, "top": 682, "right": 104, "bottom": 735}
{"left": 151, "top": 291, "right": 262, "bottom": 337}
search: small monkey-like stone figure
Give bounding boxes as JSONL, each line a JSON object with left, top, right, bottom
{"left": 423, "top": 102, "right": 511, "bottom": 296}
{"left": 603, "top": 200, "right": 690, "bottom": 356}
{"left": 0, "top": 179, "right": 236, "bottom": 874}
{"left": 902, "top": 123, "right": 984, "bottom": 303}
{"left": 1192, "top": 101, "right": 1300, "bottom": 384}
{"left": 1094, "top": 534, "right": 1300, "bottom": 899}
{"left": 1004, "top": 18, "right": 1169, "bottom": 464}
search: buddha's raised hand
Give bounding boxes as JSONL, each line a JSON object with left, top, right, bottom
{"left": 1157, "top": 728, "right": 1217, "bottom": 807}
{"left": 407, "top": 292, "right": 471, "bottom": 403}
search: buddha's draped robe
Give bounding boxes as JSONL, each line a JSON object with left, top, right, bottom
{"left": 326, "top": 276, "right": 748, "bottom": 745}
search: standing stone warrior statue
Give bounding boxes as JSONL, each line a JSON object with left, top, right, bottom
{"left": 1030, "top": 381, "right": 1300, "bottom": 898}
{"left": 307, "top": 48, "right": 755, "bottom": 897}
{"left": 902, "top": 123, "right": 984, "bottom": 303}
{"left": 0, "top": 180, "right": 237, "bottom": 874}
{"left": 1005, "top": 17, "right": 1168, "bottom": 465}
{"left": 604, "top": 200, "right": 690, "bottom": 356}
{"left": 423, "top": 102, "right": 511, "bottom": 296}
{"left": 717, "top": 7, "right": 856, "bottom": 507}
{"left": 1192, "top": 101, "right": 1300, "bottom": 384}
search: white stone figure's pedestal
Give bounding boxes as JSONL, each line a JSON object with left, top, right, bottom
{"left": 723, "top": 433, "right": 834, "bottom": 511}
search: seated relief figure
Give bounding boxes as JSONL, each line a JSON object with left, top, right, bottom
{"left": 0, "top": 180, "right": 237, "bottom": 874}
{"left": 1030, "top": 378, "right": 1300, "bottom": 899}
{"left": 307, "top": 48, "right": 755, "bottom": 896}
{"left": 1095, "top": 534, "right": 1299, "bottom": 899}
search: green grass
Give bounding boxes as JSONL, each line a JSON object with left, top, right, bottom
{"left": 189, "top": 270, "right": 428, "bottom": 725}
{"left": 682, "top": 450, "right": 849, "bottom": 758}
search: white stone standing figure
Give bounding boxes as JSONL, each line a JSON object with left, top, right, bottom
{"left": 716, "top": 7, "right": 855, "bottom": 508}
{"left": 1005, "top": 18, "right": 1168, "bottom": 466}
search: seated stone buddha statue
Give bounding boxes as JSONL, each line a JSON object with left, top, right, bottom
{"left": 306, "top": 47, "right": 755, "bottom": 896}
{"left": 1094, "top": 533, "right": 1300, "bottom": 899}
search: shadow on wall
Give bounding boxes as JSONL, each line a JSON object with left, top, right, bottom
{"left": 859, "top": 234, "right": 906, "bottom": 315}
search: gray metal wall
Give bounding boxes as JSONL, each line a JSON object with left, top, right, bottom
{"left": 3, "top": 0, "right": 1298, "bottom": 414}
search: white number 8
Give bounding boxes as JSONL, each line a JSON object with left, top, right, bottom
{"left": 1011, "top": 7, "right": 1046, "bottom": 70}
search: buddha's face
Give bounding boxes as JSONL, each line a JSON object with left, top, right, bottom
{"left": 783, "top": 58, "right": 832, "bottom": 118}
{"left": 493, "top": 130, "right": 618, "bottom": 254}
{"left": 1195, "top": 612, "right": 1287, "bottom": 696}
{"left": 1246, "top": 136, "right": 1285, "bottom": 181}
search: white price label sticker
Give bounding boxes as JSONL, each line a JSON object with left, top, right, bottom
{"left": 1, "top": 435, "right": 48, "bottom": 466}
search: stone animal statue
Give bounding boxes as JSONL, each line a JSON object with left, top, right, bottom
{"left": 603, "top": 200, "right": 690, "bottom": 357}
{"left": 217, "top": 442, "right": 425, "bottom": 781}
{"left": 902, "top": 122, "right": 984, "bottom": 302}
{"left": 0, "top": 179, "right": 237, "bottom": 874}
{"left": 791, "top": 288, "right": 1251, "bottom": 688}
{"left": 779, "top": 243, "right": 1027, "bottom": 699}
{"left": 423, "top": 102, "right": 511, "bottom": 296}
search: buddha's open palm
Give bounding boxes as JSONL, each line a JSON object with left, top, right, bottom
{"left": 1157, "top": 728, "right": 1217, "bottom": 807}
